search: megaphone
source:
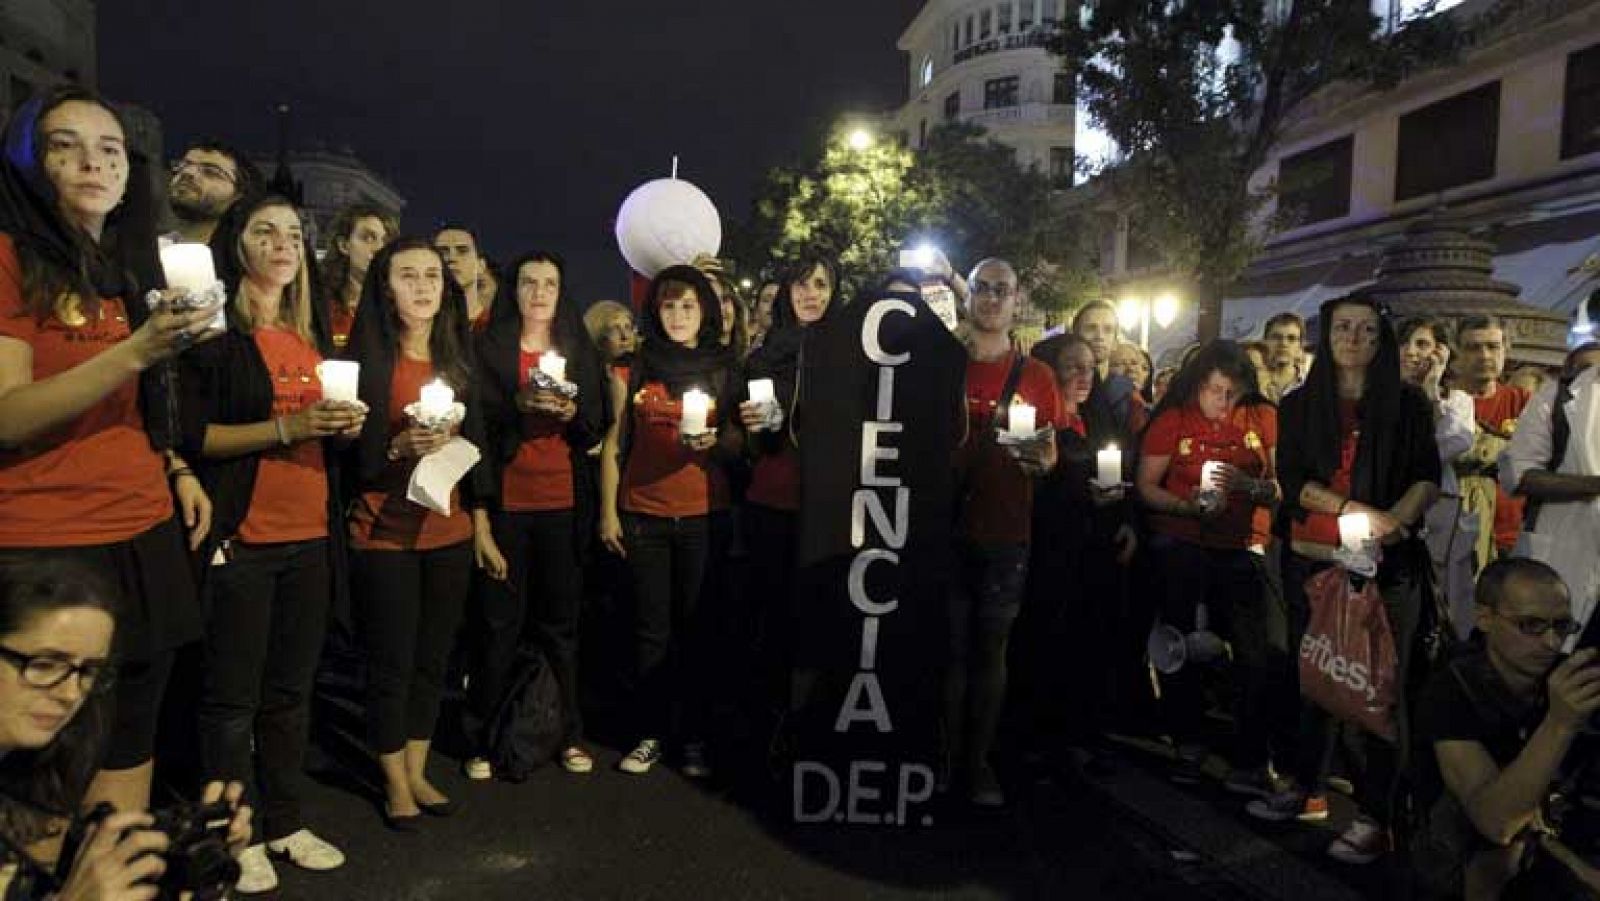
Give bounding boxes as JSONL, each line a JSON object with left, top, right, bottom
{"left": 1146, "top": 604, "right": 1229, "bottom": 674}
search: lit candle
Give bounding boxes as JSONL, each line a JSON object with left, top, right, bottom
{"left": 1096, "top": 444, "right": 1122, "bottom": 486}
{"left": 159, "top": 243, "right": 217, "bottom": 294}
{"left": 538, "top": 351, "right": 567, "bottom": 383}
{"left": 1007, "top": 401, "right": 1037, "bottom": 439}
{"left": 419, "top": 379, "right": 454, "bottom": 420}
{"left": 680, "top": 388, "right": 710, "bottom": 435}
{"left": 747, "top": 378, "right": 775, "bottom": 406}
{"left": 1201, "top": 460, "right": 1222, "bottom": 492}
{"left": 1339, "top": 512, "right": 1372, "bottom": 555}
{"left": 317, "top": 360, "right": 360, "bottom": 404}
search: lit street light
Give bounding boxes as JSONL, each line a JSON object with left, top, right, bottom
{"left": 847, "top": 128, "right": 874, "bottom": 151}
{"left": 1118, "top": 292, "right": 1181, "bottom": 351}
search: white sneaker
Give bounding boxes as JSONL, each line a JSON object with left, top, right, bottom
{"left": 1327, "top": 816, "right": 1389, "bottom": 865}
{"left": 464, "top": 756, "right": 493, "bottom": 781}
{"left": 618, "top": 738, "right": 662, "bottom": 774}
{"left": 235, "top": 844, "right": 279, "bottom": 895}
{"left": 267, "top": 828, "right": 346, "bottom": 872}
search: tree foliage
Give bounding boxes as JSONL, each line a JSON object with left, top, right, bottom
{"left": 730, "top": 123, "right": 1096, "bottom": 312}
{"left": 1057, "top": 0, "right": 1505, "bottom": 339}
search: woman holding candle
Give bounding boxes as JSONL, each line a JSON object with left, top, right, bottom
{"left": 344, "top": 237, "right": 484, "bottom": 829}
{"left": 598, "top": 265, "right": 738, "bottom": 777}
{"left": 1136, "top": 340, "right": 1287, "bottom": 792}
{"left": 0, "top": 86, "right": 219, "bottom": 815}
{"left": 463, "top": 251, "right": 606, "bottom": 780}
{"left": 1246, "top": 294, "right": 1440, "bottom": 867}
{"left": 179, "top": 193, "right": 363, "bottom": 891}
{"left": 320, "top": 203, "right": 398, "bottom": 352}
{"left": 739, "top": 255, "right": 836, "bottom": 717}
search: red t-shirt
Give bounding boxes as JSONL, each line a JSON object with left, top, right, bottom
{"left": 328, "top": 303, "right": 355, "bottom": 352}
{"left": 620, "top": 382, "right": 729, "bottom": 518}
{"left": 1142, "top": 403, "right": 1276, "bottom": 550}
{"left": 239, "top": 327, "right": 329, "bottom": 544}
{"left": 0, "top": 235, "right": 171, "bottom": 547}
{"left": 958, "top": 354, "right": 1064, "bottom": 546}
{"left": 1475, "top": 384, "right": 1530, "bottom": 551}
{"left": 347, "top": 356, "right": 473, "bottom": 550}
{"left": 1291, "top": 399, "right": 1360, "bottom": 548}
{"left": 501, "top": 349, "right": 576, "bottom": 512}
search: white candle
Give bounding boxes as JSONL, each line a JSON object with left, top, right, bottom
{"left": 159, "top": 243, "right": 217, "bottom": 294}
{"left": 1338, "top": 512, "right": 1372, "bottom": 554}
{"left": 747, "top": 378, "right": 775, "bottom": 405}
{"left": 1201, "top": 460, "right": 1222, "bottom": 492}
{"left": 1096, "top": 444, "right": 1122, "bottom": 486}
{"left": 317, "top": 360, "right": 360, "bottom": 404}
{"left": 538, "top": 352, "right": 567, "bottom": 383}
{"left": 419, "top": 379, "right": 454, "bottom": 419}
{"left": 1007, "top": 401, "right": 1037, "bottom": 438}
{"left": 680, "top": 388, "right": 710, "bottom": 435}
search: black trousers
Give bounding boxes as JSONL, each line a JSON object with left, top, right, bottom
{"left": 353, "top": 543, "right": 472, "bottom": 755}
{"left": 468, "top": 509, "right": 584, "bottom": 750}
{"left": 1151, "top": 535, "right": 1292, "bottom": 770}
{"left": 198, "top": 538, "right": 330, "bottom": 842}
{"left": 741, "top": 504, "right": 797, "bottom": 704}
{"left": 624, "top": 512, "right": 724, "bottom": 742}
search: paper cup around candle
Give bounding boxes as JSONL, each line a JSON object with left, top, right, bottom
{"left": 1096, "top": 445, "right": 1122, "bottom": 486}
{"left": 1008, "top": 402, "right": 1037, "bottom": 439}
{"left": 747, "top": 378, "right": 775, "bottom": 405}
{"left": 680, "top": 388, "right": 710, "bottom": 435}
{"left": 159, "top": 243, "right": 217, "bottom": 294}
{"left": 1338, "top": 512, "right": 1372, "bottom": 554}
{"left": 419, "top": 379, "right": 455, "bottom": 420}
{"left": 317, "top": 360, "right": 360, "bottom": 404}
{"left": 539, "top": 352, "right": 567, "bottom": 383}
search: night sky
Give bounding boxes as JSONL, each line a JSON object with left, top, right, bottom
{"left": 98, "top": 1, "right": 926, "bottom": 299}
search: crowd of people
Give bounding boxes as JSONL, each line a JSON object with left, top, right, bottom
{"left": 1, "top": 83, "right": 1599, "bottom": 900}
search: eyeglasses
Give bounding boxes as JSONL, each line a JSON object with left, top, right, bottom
{"left": 1493, "top": 611, "right": 1582, "bottom": 639}
{"left": 170, "top": 159, "right": 238, "bottom": 186}
{"left": 0, "top": 646, "right": 115, "bottom": 695}
{"left": 971, "top": 280, "right": 1016, "bottom": 300}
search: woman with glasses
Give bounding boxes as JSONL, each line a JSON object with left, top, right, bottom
{"left": 1247, "top": 294, "right": 1441, "bottom": 867}
{"left": 0, "top": 560, "right": 252, "bottom": 900}
{"left": 181, "top": 193, "right": 362, "bottom": 892}
{"left": 0, "top": 86, "right": 218, "bottom": 816}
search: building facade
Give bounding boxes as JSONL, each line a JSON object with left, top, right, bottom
{"left": 0, "top": 0, "right": 95, "bottom": 117}
{"left": 892, "top": 0, "right": 1078, "bottom": 184}
{"left": 253, "top": 148, "right": 406, "bottom": 252}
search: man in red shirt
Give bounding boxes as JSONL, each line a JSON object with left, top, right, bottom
{"left": 948, "top": 259, "right": 1061, "bottom": 808}
{"left": 1454, "top": 316, "right": 1530, "bottom": 572}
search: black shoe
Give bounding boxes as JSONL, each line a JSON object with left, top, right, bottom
{"left": 383, "top": 807, "right": 423, "bottom": 833}
{"left": 418, "top": 800, "right": 457, "bottom": 818}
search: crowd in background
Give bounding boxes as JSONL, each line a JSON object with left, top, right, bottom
{"left": 1, "top": 83, "right": 1600, "bottom": 900}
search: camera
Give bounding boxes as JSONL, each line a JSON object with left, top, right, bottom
{"left": 75, "top": 800, "right": 240, "bottom": 900}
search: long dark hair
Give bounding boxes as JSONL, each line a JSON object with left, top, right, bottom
{"left": 1296, "top": 293, "right": 1403, "bottom": 484}
{"left": 0, "top": 85, "right": 161, "bottom": 323}
{"left": 320, "top": 203, "right": 398, "bottom": 312}
{"left": 484, "top": 250, "right": 605, "bottom": 441}
{"left": 746, "top": 254, "right": 840, "bottom": 413}
{"left": 634, "top": 264, "right": 733, "bottom": 398}
{"left": 346, "top": 237, "right": 474, "bottom": 479}
{"left": 1147, "top": 339, "right": 1267, "bottom": 427}
{"left": 0, "top": 561, "right": 115, "bottom": 847}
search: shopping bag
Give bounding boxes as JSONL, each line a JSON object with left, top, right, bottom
{"left": 1297, "top": 565, "right": 1399, "bottom": 741}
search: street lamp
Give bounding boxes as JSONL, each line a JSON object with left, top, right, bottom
{"left": 847, "top": 128, "right": 874, "bottom": 151}
{"left": 1117, "top": 292, "right": 1181, "bottom": 351}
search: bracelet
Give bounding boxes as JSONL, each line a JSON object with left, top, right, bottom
{"left": 167, "top": 467, "right": 194, "bottom": 482}
{"left": 274, "top": 417, "right": 290, "bottom": 447}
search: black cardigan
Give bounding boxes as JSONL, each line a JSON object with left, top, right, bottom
{"left": 471, "top": 327, "right": 607, "bottom": 555}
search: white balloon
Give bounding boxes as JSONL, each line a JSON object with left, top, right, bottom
{"left": 615, "top": 178, "right": 722, "bottom": 278}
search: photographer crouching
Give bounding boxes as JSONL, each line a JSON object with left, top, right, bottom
{"left": 1414, "top": 558, "right": 1600, "bottom": 899}
{"left": 0, "top": 561, "right": 249, "bottom": 900}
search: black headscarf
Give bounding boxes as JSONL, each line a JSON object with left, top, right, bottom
{"left": 634, "top": 264, "right": 735, "bottom": 401}
{"left": 0, "top": 85, "right": 172, "bottom": 444}
{"left": 744, "top": 256, "right": 839, "bottom": 415}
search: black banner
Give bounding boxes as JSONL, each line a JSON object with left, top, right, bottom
{"left": 790, "top": 288, "right": 966, "bottom": 826}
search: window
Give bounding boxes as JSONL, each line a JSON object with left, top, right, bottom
{"left": 921, "top": 56, "right": 934, "bottom": 88}
{"left": 984, "top": 76, "right": 1020, "bottom": 109}
{"left": 1053, "top": 71, "right": 1074, "bottom": 105}
{"left": 1049, "top": 147, "right": 1074, "bottom": 187}
{"left": 1563, "top": 43, "right": 1600, "bottom": 160}
{"left": 998, "top": 3, "right": 1013, "bottom": 34}
{"left": 1020, "top": 0, "right": 1036, "bottom": 29}
{"left": 952, "top": 22, "right": 961, "bottom": 51}
{"left": 1395, "top": 82, "right": 1500, "bottom": 201}
{"left": 920, "top": 120, "right": 929, "bottom": 146}
{"left": 1042, "top": 0, "right": 1060, "bottom": 24}
{"left": 1277, "top": 136, "right": 1354, "bottom": 226}
{"left": 945, "top": 91, "right": 961, "bottom": 120}
{"left": 965, "top": 15, "right": 974, "bottom": 46}
{"left": 980, "top": 9, "right": 993, "bottom": 39}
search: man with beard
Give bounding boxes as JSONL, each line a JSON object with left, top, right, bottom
{"left": 167, "top": 140, "right": 258, "bottom": 243}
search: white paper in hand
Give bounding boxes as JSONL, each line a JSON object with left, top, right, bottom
{"left": 406, "top": 437, "right": 481, "bottom": 516}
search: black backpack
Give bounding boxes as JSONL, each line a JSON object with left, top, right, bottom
{"left": 484, "top": 648, "right": 565, "bottom": 782}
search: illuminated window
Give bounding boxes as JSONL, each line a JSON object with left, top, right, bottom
{"left": 921, "top": 56, "right": 934, "bottom": 87}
